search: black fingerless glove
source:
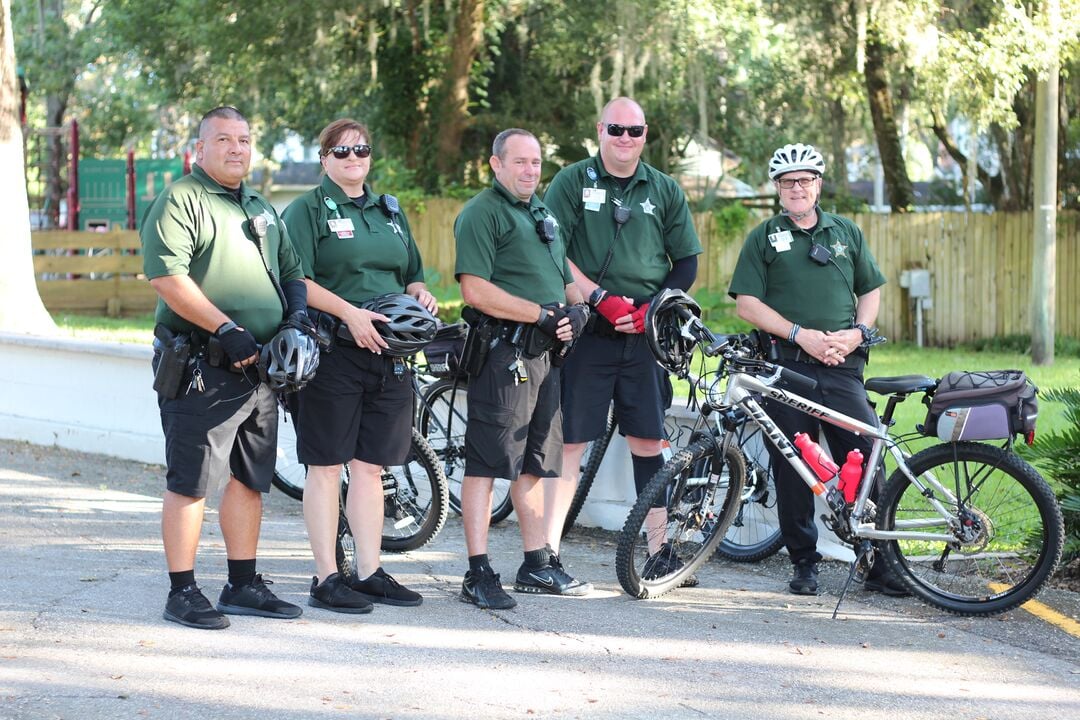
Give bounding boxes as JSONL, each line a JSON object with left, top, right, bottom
{"left": 284, "top": 309, "right": 316, "bottom": 335}
{"left": 565, "top": 303, "right": 590, "bottom": 339}
{"left": 215, "top": 322, "right": 259, "bottom": 364}
{"left": 535, "top": 305, "right": 567, "bottom": 338}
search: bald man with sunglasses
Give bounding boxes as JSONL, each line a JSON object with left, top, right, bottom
{"left": 544, "top": 97, "right": 702, "bottom": 581}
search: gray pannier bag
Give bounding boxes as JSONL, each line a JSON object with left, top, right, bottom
{"left": 923, "top": 370, "right": 1039, "bottom": 443}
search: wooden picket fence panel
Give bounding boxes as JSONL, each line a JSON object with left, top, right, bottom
{"left": 32, "top": 210, "right": 1080, "bottom": 344}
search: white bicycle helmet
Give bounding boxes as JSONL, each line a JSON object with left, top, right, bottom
{"left": 768, "top": 143, "right": 826, "bottom": 180}
{"left": 644, "top": 289, "right": 702, "bottom": 377}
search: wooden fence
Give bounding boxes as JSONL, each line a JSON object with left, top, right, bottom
{"left": 33, "top": 208, "right": 1080, "bottom": 345}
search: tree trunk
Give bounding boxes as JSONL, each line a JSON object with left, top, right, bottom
{"left": 863, "top": 35, "right": 913, "bottom": 212}
{"left": 434, "top": 0, "right": 483, "bottom": 180}
{"left": 829, "top": 96, "right": 847, "bottom": 192}
{"left": 0, "top": 0, "right": 56, "bottom": 333}
{"left": 930, "top": 110, "right": 1006, "bottom": 207}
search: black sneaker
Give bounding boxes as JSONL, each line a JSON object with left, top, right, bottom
{"left": 164, "top": 584, "right": 230, "bottom": 630}
{"left": 309, "top": 573, "right": 374, "bottom": 614}
{"left": 514, "top": 554, "right": 593, "bottom": 596}
{"left": 864, "top": 569, "right": 912, "bottom": 597}
{"left": 350, "top": 567, "right": 423, "bottom": 607}
{"left": 642, "top": 543, "right": 699, "bottom": 588}
{"left": 461, "top": 567, "right": 517, "bottom": 610}
{"left": 789, "top": 561, "right": 819, "bottom": 595}
{"left": 217, "top": 574, "right": 303, "bottom": 618}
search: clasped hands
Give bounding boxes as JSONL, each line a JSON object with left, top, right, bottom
{"left": 796, "top": 327, "right": 863, "bottom": 366}
{"left": 595, "top": 293, "right": 649, "bottom": 334}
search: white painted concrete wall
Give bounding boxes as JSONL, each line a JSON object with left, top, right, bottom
{"left": 0, "top": 333, "right": 164, "bottom": 464}
{"left": 0, "top": 332, "right": 847, "bottom": 558}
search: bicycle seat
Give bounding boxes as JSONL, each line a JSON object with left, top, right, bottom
{"left": 864, "top": 375, "right": 937, "bottom": 395}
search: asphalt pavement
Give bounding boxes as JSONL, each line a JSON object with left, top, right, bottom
{"left": 1, "top": 438, "right": 1078, "bottom": 720}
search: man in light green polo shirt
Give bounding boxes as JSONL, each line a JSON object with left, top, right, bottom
{"left": 142, "top": 106, "right": 307, "bottom": 630}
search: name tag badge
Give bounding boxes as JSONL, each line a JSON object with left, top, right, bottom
{"left": 582, "top": 187, "right": 607, "bottom": 208}
{"left": 328, "top": 218, "right": 355, "bottom": 235}
{"left": 768, "top": 230, "right": 793, "bottom": 252}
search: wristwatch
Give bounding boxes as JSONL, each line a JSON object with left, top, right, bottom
{"left": 588, "top": 287, "right": 608, "bottom": 307}
{"left": 854, "top": 323, "right": 873, "bottom": 344}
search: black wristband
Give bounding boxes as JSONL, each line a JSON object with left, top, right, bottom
{"left": 215, "top": 321, "right": 238, "bottom": 337}
{"left": 588, "top": 287, "right": 607, "bottom": 307}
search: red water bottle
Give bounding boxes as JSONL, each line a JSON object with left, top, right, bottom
{"left": 837, "top": 449, "right": 864, "bottom": 504}
{"left": 794, "top": 432, "right": 839, "bottom": 482}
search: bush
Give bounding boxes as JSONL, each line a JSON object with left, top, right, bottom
{"left": 959, "top": 334, "right": 1080, "bottom": 357}
{"left": 1020, "top": 383, "right": 1080, "bottom": 568}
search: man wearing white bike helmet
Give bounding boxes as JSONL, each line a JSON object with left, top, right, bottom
{"left": 728, "top": 143, "right": 908, "bottom": 597}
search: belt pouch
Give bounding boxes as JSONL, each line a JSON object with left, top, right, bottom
{"left": 152, "top": 325, "right": 190, "bottom": 400}
{"left": 461, "top": 316, "right": 496, "bottom": 376}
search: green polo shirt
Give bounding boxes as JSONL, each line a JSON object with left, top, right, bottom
{"left": 281, "top": 176, "right": 424, "bottom": 305}
{"left": 454, "top": 180, "right": 574, "bottom": 305}
{"left": 727, "top": 211, "right": 886, "bottom": 332}
{"left": 544, "top": 155, "right": 702, "bottom": 299}
{"left": 141, "top": 164, "right": 304, "bottom": 343}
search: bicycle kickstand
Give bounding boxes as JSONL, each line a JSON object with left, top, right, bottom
{"left": 832, "top": 540, "right": 874, "bottom": 620}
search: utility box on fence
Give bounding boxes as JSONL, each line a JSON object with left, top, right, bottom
{"left": 900, "top": 269, "right": 933, "bottom": 346}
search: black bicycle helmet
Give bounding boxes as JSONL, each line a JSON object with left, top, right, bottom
{"left": 360, "top": 293, "right": 438, "bottom": 357}
{"left": 259, "top": 326, "right": 320, "bottom": 393}
{"left": 644, "top": 289, "right": 702, "bottom": 376}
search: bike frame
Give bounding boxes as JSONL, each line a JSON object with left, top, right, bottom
{"left": 713, "top": 368, "right": 964, "bottom": 544}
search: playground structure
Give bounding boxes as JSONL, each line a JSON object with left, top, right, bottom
{"left": 25, "top": 120, "right": 188, "bottom": 232}
{"left": 25, "top": 121, "right": 188, "bottom": 316}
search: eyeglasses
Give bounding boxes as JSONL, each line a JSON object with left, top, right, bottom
{"left": 776, "top": 176, "right": 818, "bottom": 189}
{"left": 605, "top": 124, "right": 645, "bottom": 138}
{"left": 326, "top": 144, "right": 372, "bottom": 160}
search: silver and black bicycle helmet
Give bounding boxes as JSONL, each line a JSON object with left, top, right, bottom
{"left": 361, "top": 293, "right": 438, "bottom": 357}
{"left": 259, "top": 326, "right": 320, "bottom": 393}
{"left": 768, "top": 143, "right": 825, "bottom": 179}
{"left": 644, "top": 289, "right": 702, "bottom": 376}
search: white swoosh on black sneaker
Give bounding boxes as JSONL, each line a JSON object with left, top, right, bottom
{"left": 529, "top": 573, "right": 555, "bottom": 586}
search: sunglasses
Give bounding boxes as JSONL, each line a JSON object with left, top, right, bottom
{"left": 605, "top": 124, "right": 645, "bottom": 138}
{"left": 326, "top": 144, "right": 372, "bottom": 160}
{"left": 776, "top": 176, "right": 818, "bottom": 189}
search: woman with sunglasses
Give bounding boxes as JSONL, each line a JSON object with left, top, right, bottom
{"left": 282, "top": 118, "right": 437, "bottom": 614}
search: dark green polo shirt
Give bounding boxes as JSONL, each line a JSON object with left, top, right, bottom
{"left": 544, "top": 155, "right": 702, "bottom": 299}
{"left": 454, "top": 180, "right": 574, "bottom": 305}
{"left": 141, "top": 164, "right": 304, "bottom": 343}
{"left": 727, "top": 211, "right": 886, "bottom": 332}
{"left": 281, "top": 176, "right": 424, "bottom": 306}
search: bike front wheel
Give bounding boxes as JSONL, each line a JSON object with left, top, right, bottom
{"left": 715, "top": 423, "right": 783, "bottom": 562}
{"left": 615, "top": 436, "right": 746, "bottom": 599}
{"left": 877, "top": 441, "right": 1063, "bottom": 616}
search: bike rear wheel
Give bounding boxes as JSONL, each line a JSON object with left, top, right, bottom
{"left": 561, "top": 405, "right": 617, "bottom": 538}
{"left": 877, "top": 441, "right": 1063, "bottom": 616}
{"left": 615, "top": 436, "right": 746, "bottom": 599}
{"left": 418, "top": 379, "right": 513, "bottom": 524}
{"left": 715, "top": 423, "right": 784, "bottom": 562}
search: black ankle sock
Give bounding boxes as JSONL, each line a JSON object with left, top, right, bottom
{"left": 169, "top": 570, "right": 196, "bottom": 594}
{"left": 227, "top": 558, "right": 257, "bottom": 588}
{"left": 524, "top": 546, "right": 551, "bottom": 569}
{"left": 468, "top": 554, "right": 491, "bottom": 573}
